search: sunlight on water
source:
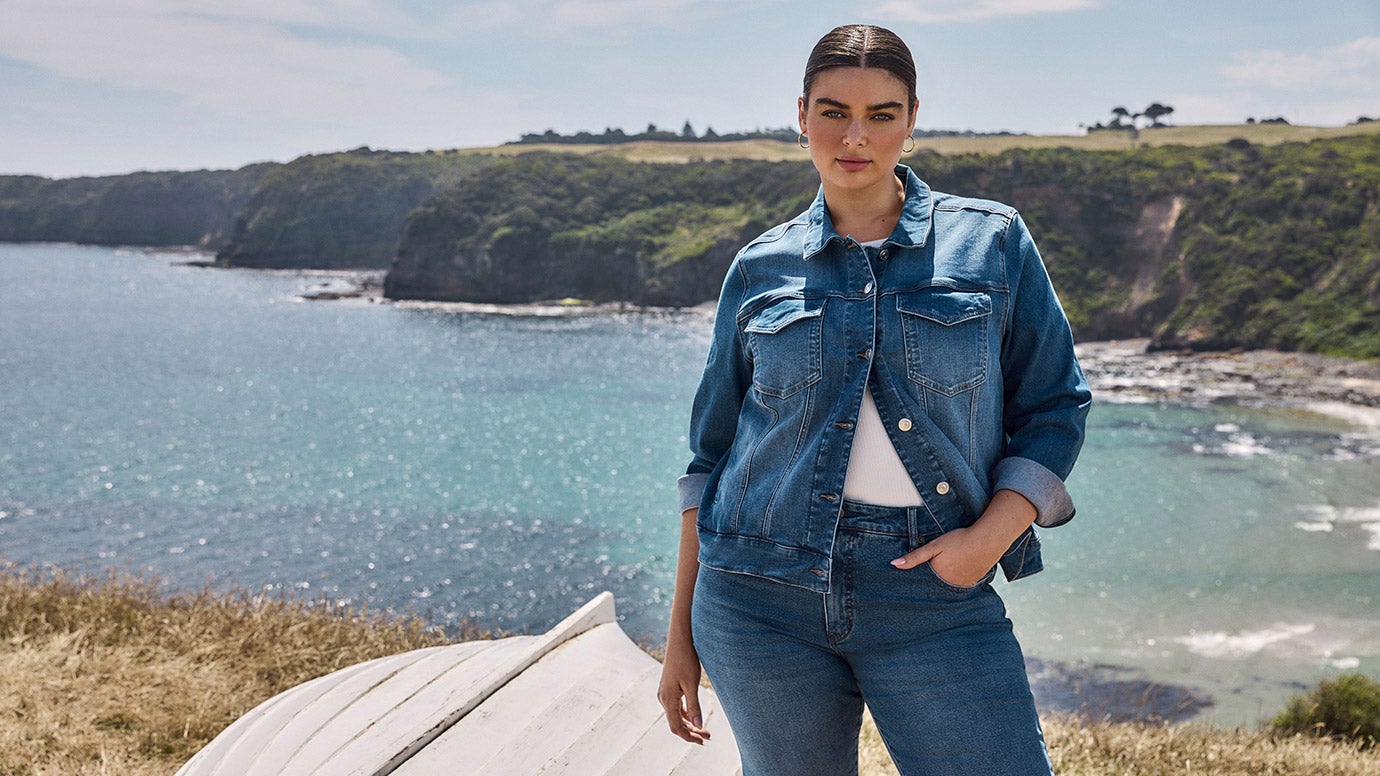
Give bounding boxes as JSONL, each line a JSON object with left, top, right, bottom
{"left": 2, "top": 243, "right": 1377, "bottom": 726}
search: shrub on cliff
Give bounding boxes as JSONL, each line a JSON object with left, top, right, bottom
{"left": 1273, "top": 674, "right": 1380, "bottom": 748}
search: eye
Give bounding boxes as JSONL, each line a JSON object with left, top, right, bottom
{"left": 871, "top": 113, "right": 896, "bottom": 121}
{"left": 821, "top": 109, "right": 845, "bottom": 119}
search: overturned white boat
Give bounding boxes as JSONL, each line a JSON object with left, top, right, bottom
{"left": 177, "top": 592, "right": 740, "bottom": 775}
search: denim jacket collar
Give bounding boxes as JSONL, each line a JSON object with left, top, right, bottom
{"left": 802, "top": 164, "right": 934, "bottom": 261}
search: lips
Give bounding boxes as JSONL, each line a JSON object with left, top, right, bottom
{"left": 836, "top": 157, "right": 871, "bottom": 172}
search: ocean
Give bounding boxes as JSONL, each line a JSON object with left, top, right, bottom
{"left": 2, "top": 243, "right": 1377, "bottom": 727}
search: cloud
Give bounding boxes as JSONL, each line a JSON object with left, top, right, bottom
{"left": 551, "top": 0, "right": 703, "bottom": 27}
{"left": 1225, "top": 36, "right": 1380, "bottom": 93}
{"left": 442, "top": 0, "right": 733, "bottom": 36}
{"left": 864, "top": 0, "right": 1099, "bottom": 25}
{"left": 0, "top": 1, "right": 454, "bottom": 123}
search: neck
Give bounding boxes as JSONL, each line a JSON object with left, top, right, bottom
{"left": 823, "top": 171, "right": 906, "bottom": 243}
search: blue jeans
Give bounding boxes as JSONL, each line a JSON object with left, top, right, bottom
{"left": 692, "top": 500, "right": 1052, "bottom": 776}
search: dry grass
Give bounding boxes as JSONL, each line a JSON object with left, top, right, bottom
{"left": 0, "top": 564, "right": 471, "bottom": 775}
{"left": 857, "top": 712, "right": 1380, "bottom": 775}
{"left": 1040, "top": 715, "right": 1380, "bottom": 775}
{"left": 2, "top": 565, "right": 1378, "bottom": 775}
{"left": 447, "top": 122, "right": 1380, "bottom": 164}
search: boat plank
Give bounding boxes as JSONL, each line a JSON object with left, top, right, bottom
{"left": 273, "top": 639, "right": 528, "bottom": 774}
{"left": 177, "top": 649, "right": 448, "bottom": 775}
{"left": 390, "top": 624, "right": 651, "bottom": 774}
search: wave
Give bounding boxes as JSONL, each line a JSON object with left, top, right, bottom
{"left": 1295, "top": 504, "right": 1380, "bottom": 550}
{"left": 1175, "top": 623, "right": 1316, "bottom": 659}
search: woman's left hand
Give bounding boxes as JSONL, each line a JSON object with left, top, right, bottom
{"left": 889, "top": 526, "right": 1001, "bottom": 587}
{"left": 890, "top": 489, "right": 1039, "bottom": 586}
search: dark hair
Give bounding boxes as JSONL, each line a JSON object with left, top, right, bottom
{"left": 803, "top": 24, "right": 917, "bottom": 112}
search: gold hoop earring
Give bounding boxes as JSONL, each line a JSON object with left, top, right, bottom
{"left": 902, "top": 136, "right": 916, "bottom": 153}
{"left": 798, "top": 133, "right": 809, "bottom": 150}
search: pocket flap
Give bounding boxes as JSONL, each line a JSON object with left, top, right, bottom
{"left": 897, "top": 290, "right": 991, "bottom": 326}
{"left": 744, "top": 298, "right": 822, "bottom": 334}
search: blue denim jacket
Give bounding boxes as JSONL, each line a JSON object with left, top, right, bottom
{"left": 678, "top": 165, "right": 1091, "bottom": 593}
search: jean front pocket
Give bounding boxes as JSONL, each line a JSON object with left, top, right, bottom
{"left": 897, "top": 289, "right": 991, "bottom": 396}
{"left": 922, "top": 561, "right": 997, "bottom": 594}
{"left": 743, "top": 297, "right": 823, "bottom": 399}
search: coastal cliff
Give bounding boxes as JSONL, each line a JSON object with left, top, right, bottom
{"left": 0, "top": 164, "right": 273, "bottom": 249}
{"left": 386, "top": 135, "right": 1380, "bottom": 358}
{"left": 4, "top": 132, "right": 1376, "bottom": 358}
{"left": 215, "top": 147, "right": 495, "bottom": 270}
{"left": 384, "top": 153, "right": 817, "bottom": 306}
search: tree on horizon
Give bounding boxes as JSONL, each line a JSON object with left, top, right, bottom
{"left": 1142, "top": 103, "right": 1175, "bottom": 127}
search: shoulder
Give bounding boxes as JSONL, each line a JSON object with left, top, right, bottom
{"left": 737, "top": 210, "right": 810, "bottom": 260}
{"left": 929, "top": 189, "right": 1027, "bottom": 249}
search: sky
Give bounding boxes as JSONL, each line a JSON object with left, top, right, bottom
{"left": 2, "top": 0, "right": 1379, "bottom": 178}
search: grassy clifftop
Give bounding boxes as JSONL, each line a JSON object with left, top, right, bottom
{"left": 501, "top": 121, "right": 1380, "bottom": 163}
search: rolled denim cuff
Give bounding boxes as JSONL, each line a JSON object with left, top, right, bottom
{"left": 677, "top": 472, "right": 710, "bottom": 515}
{"left": 993, "top": 456, "right": 1075, "bottom": 528}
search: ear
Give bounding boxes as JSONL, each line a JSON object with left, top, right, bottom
{"left": 798, "top": 95, "right": 808, "bottom": 135}
{"left": 906, "top": 98, "right": 919, "bottom": 134}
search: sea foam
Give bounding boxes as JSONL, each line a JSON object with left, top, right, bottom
{"left": 1295, "top": 504, "right": 1380, "bottom": 549}
{"left": 1175, "top": 623, "right": 1316, "bottom": 659}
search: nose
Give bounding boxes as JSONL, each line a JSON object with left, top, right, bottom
{"left": 843, "top": 117, "right": 866, "bottom": 147}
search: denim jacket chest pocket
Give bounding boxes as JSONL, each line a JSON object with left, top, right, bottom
{"left": 743, "top": 297, "right": 824, "bottom": 399}
{"left": 896, "top": 289, "right": 992, "bottom": 396}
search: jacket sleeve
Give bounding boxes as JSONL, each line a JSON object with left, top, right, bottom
{"left": 993, "top": 213, "right": 1092, "bottom": 528}
{"left": 676, "top": 257, "right": 752, "bottom": 515}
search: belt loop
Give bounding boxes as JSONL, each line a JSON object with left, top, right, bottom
{"left": 905, "top": 506, "right": 920, "bottom": 549}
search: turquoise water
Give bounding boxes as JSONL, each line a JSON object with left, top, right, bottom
{"left": 2, "top": 243, "right": 1377, "bottom": 726}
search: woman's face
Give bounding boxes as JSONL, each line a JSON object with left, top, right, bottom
{"left": 797, "top": 67, "right": 918, "bottom": 195}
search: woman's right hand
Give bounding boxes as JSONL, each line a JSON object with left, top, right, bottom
{"left": 657, "top": 632, "right": 711, "bottom": 744}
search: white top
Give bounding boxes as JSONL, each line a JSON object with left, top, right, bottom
{"left": 842, "top": 238, "right": 925, "bottom": 507}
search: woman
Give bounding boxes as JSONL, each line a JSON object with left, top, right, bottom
{"left": 657, "top": 24, "right": 1091, "bottom": 776}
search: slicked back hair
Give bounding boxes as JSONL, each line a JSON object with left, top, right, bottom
{"left": 803, "top": 24, "right": 918, "bottom": 112}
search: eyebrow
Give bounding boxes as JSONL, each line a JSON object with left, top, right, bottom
{"left": 814, "top": 97, "right": 905, "bottom": 112}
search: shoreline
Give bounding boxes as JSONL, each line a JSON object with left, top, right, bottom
{"left": 350, "top": 276, "right": 1380, "bottom": 423}
{"left": 1077, "top": 338, "right": 1380, "bottom": 422}
{"left": 184, "top": 253, "right": 1373, "bottom": 426}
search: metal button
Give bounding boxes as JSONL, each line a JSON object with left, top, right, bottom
{"left": 857, "top": 348, "right": 872, "bottom": 360}
{"left": 834, "top": 421, "right": 854, "bottom": 430}
{"left": 936, "top": 481, "right": 951, "bottom": 495}
{"left": 897, "top": 418, "right": 913, "bottom": 432}
{"left": 862, "top": 282, "right": 874, "bottom": 294}
{"left": 879, "top": 248, "right": 890, "bottom": 260}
